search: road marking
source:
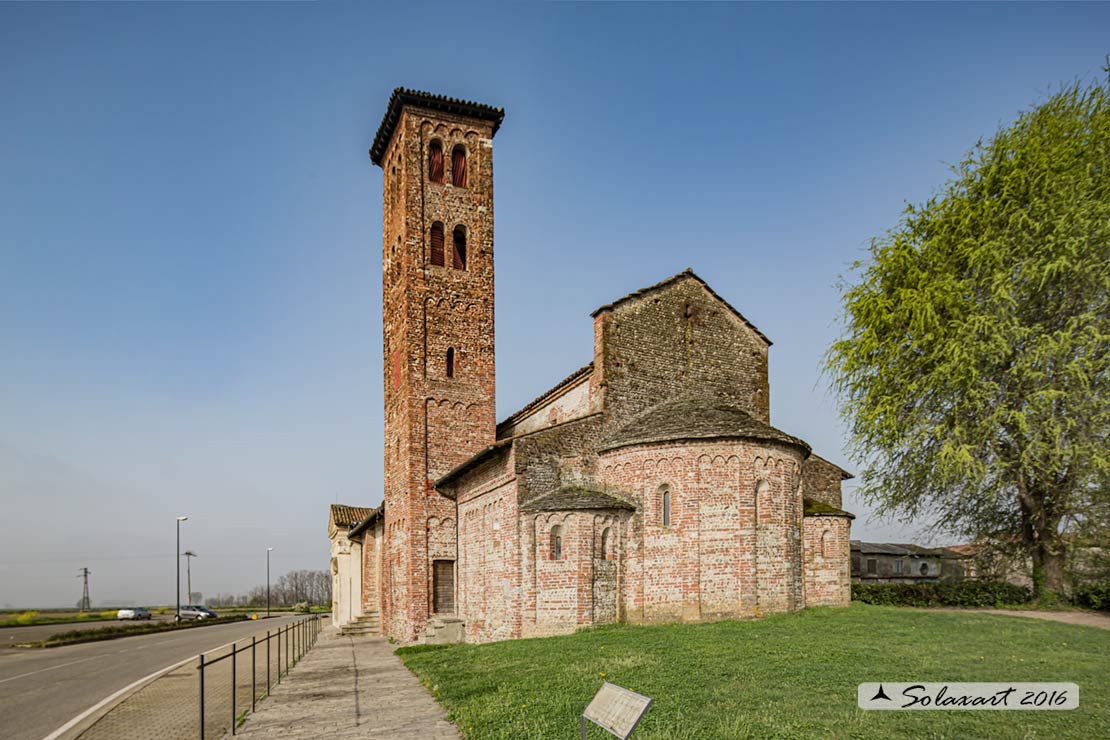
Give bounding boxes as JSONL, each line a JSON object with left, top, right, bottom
{"left": 37, "top": 622, "right": 298, "bottom": 740}
{"left": 0, "top": 656, "right": 99, "bottom": 685}
{"left": 37, "top": 653, "right": 197, "bottom": 740}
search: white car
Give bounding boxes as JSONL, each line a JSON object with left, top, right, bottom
{"left": 116, "top": 607, "right": 152, "bottom": 620}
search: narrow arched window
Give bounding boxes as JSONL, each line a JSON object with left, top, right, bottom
{"left": 428, "top": 140, "right": 444, "bottom": 183}
{"left": 451, "top": 145, "right": 467, "bottom": 187}
{"left": 600, "top": 527, "right": 612, "bottom": 560}
{"left": 821, "top": 530, "right": 833, "bottom": 558}
{"left": 446, "top": 348, "right": 455, "bottom": 378}
{"left": 661, "top": 486, "right": 672, "bottom": 527}
{"left": 430, "top": 223, "right": 445, "bottom": 267}
{"left": 550, "top": 525, "right": 563, "bottom": 561}
{"left": 452, "top": 226, "right": 467, "bottom": 270}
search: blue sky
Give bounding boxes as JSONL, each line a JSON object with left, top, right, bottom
{"left": 1, "top": 2, "right": 1107, "bottom": 607}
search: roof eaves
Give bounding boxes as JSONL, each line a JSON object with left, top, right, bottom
{"left": 521, "top": 486, "right": 637, "bottom": 512}
{"left": 434, "top": 439, "right": 513, "bottom": 493}
{"left": 370, "top": 88, "right": 505, "bottom": 166}
{"left": 348, "top": 505, "right": 385, "bottom": 538}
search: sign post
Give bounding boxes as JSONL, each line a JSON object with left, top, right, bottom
{"left": 581, "top": 682, "right": 653, "bottom": 740}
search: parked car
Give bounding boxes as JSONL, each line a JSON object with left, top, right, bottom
{"left": 116, "top": 607, "right": 153, "bottom": 620}
{"left": 176, "top": 605, "right": 218, "bottom": 621}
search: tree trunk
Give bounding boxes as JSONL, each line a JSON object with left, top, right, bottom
{"left": 1042, "top": 543, "right": 1066, "bottom": 594}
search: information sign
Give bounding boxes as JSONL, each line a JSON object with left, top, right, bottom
{"left": 581, "top": 682, "right": 652, "bottom": 739}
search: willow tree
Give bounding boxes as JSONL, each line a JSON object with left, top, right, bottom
{"left": 827, "top": 68, "right": 1110, "bottom": 597}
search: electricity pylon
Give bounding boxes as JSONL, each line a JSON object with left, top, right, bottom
{"left": 76, "top": 567, "right": 91, "bottom": 611}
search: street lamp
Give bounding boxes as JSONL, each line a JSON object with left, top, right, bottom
{"left": 175, "top": 516, "right": 188, "bottom": 621}
{"left": 184, "top": 550, "right": 197, "bottom": 604}
{"left": 267, "top": 547, "right": 274, "bottom": 618}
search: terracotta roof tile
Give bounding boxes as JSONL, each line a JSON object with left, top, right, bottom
{"left": 330, "top": 504, "right": 375, "bottom": 528}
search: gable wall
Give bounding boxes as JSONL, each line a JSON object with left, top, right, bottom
{"left": 597, "top": 276, "right": 770, "bottom": 427}
{"left": 802, "top": 457, "right": 846, "bottom": 509}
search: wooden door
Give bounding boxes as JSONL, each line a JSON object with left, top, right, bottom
{"left": 433, "top": 560, "right": 455, "bottom": 614}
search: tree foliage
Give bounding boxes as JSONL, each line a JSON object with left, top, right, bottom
{"left": 827, "top": 67, "right": 1110, "bottom": 595}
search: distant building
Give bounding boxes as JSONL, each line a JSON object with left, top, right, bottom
{"left": 327, "top": 504, "right": 376, "bottom": 627}
{"left": 851, "top": 541, "right": 970, "bottom": 583}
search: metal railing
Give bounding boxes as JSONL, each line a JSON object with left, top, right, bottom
{"left": 196, "top": 614, "right": 323, "bottom": 739}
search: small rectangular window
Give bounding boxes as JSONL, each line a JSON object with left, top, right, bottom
{"left": 894, "top": 559, "right": 904, "bottom": 575}
{"left": 866, "top": 558, "right": 877, "bottom": 575}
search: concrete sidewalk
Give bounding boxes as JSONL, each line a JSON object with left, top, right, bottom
{"left": 236, "top": 627, "right": 461, "bottom": 740}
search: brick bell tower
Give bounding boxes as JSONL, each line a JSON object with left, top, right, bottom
{"left": 369, "top": 89, "right": 503, "bottom": 642}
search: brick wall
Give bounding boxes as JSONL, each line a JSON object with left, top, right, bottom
{"left": 455, "top": 451, "right": 518, "bottom": 643}
{"left": 377, "top": 101, "right": 498, "bottom": 642}
{"left": 802, "top": 516, "right": 851, "bottom": 606}
{"left": 598, "top": 439, "right": 807, "bottom": 624}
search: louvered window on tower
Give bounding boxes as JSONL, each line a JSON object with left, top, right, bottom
{"left": 452, "top": 227, "right": 467, "bottom": 270}
{"left": 451, "top": 145, "right": 467, "bottom": 187}
{"left": 428, "top": 140, "right": 444, "bottom": 183}
{"left": 430, "top": 223, "right": 445, "bottom": 266}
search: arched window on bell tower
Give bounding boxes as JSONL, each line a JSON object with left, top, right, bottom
{"left": 428, "top": 140, "right": 444, "bottom": 183}
{"left": 452, "top": 226, "right": 467, "bottom": 270}
{"left": 430, "top": 223, "right": 445, "bottom": 267}
{"left": 451, "top": 145, "right": 467, "bottom": 187}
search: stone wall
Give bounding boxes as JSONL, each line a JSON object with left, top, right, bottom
{"left": 802, "top": 456, "right": 848, "bottom": 509}
{"left": 594, "top": 274, "right": 771, "bottom": 426}
{"left": 803, "top": 516, "right": 851, "bottom": 606}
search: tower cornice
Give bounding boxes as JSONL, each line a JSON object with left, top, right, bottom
{"left": 369, "top": 88, "right": 504, "bottom": 166}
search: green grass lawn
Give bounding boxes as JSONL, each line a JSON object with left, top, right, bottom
{"left": 397, "top": 603, "right": 1108, "bottom": 740}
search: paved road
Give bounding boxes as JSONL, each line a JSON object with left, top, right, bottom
{"left": 1, "top": 617, "right": 175, "bottom": 647}
{"left": 0, "top": 615, "right": 303, "bottom": 740}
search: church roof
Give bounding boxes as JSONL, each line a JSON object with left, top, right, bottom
{"left": 348, "top": 504, "right": 384, "bottom": 538}
{"left": 496, "top": 363, "right": 593, "bottom": 436}
{"left": 369, "top": 88, "right": 505, "bottom": 166}
{"left": 591, "top": 268, "right": 772, "bottom": 345}
{"left": 434, "top": 439, "right": 513, "bottom": 491}
{"left": 522, "top": 486, "right": 637, "bottom": 512}
{"left": 597, "top": 396, "right": 811, "bottom": 454}
{"left": 330, "top": 504, "right": 375, "bottom": 528}
{"left": 803, "top": 498, "right": 855, "bottom": 519}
